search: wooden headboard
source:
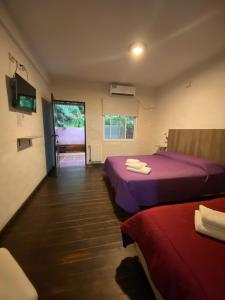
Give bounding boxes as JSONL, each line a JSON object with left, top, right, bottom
{"left": 167, "top": 129, "right": 225, "bottom": 165}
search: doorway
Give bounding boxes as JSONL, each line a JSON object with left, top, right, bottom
{"left": 53, "top": 100, "right": 86, "bottom": 167}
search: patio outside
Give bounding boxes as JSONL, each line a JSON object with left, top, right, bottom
{"left": 53, "top": 102, "right": 85, "bottom": 167}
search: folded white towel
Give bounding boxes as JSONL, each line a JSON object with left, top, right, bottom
{"left": 126, "top": 159, "right": 140, "bottom": 164}
{"left": 199, "top": 205, "right": 225, "bottom": 230}
{"left": 127, "top": 166, "right": 151, "bottom": 175}
{"left": 195, "top": 210, "right": 225, "bottom": 242}
{"left": 125, "top": 162, "right": 147, "bottom": 169}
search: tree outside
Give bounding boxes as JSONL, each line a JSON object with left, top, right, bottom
{"left": 54, "top": 103, "right": 85, "bottom": 128}
{"left": 105, "top": 115, "right": 135, "bottom": 139}
{"left": 54, "top": 103, "right": 85, "bottom": 145}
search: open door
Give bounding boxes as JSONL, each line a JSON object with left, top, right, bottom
{"left": 42, "top": 93, "right": 59, "bottom": 174}
{"left": 52, "top": 100, "right": 86, "bottom": 167}
{"left": 51, "top": 93, "right": 60, "bottom": 169}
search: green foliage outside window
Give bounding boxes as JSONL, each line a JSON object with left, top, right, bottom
{"left": 54, "top": 103, "right": 85, "bottom": 128}
{"left": 104, "top": 115, "right": 136, "bottom": 139}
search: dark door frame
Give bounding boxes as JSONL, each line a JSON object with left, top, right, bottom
{"left": 42, "top": 97, "right": 56, "bottom": 174}
{"left": 53, "top": 99, "right": 87, "bottom": 165}
{"left": 51, "top": 93, "right": 58, "bottom": 168}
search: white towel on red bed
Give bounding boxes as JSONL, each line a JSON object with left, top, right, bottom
{"left": 199, "top": 205, "right": 225, "bottom": 230}
{"left": 127, "top": 166, "right": 151, "bottom": 175}
{"left": 194, "top": 210, "right": 225, "bottom": 242}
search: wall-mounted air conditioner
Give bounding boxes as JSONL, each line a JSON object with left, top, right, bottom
{"left": 109, "top": 83, "right": 136, "bottom": 96}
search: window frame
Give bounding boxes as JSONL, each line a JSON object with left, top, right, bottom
{"left": 103, "top": 115, "right": 137, "bottom": 141}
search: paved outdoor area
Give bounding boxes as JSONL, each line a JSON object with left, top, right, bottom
{"left": 59, "top": 152, "right": 85, "bottom": 167}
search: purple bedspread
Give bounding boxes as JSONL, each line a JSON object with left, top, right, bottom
{"left": 103, "top": 151, "right": 225, "bottom": 213}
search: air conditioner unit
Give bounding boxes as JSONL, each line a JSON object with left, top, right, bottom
{"left": 109, "top": 83, "right": 136, "bottom": 96}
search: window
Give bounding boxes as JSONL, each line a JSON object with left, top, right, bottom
{"left": 104, "top": 115, "right": 136, "bottom": 140}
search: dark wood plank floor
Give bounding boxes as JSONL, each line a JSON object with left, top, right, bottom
{"left": 0, "top": 165, "right": 155, "bottom": 300}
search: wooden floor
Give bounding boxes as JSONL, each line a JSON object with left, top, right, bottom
{"left": 0, "top": 165, "right": 155, "bottom": 300}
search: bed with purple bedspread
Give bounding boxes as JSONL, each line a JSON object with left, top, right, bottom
{"left": 103, "top": 151, "right": 225, "bottom": 213}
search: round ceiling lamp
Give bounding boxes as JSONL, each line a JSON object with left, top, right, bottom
{"left": 130, "top": 43, "right": 146, "bottom": 57}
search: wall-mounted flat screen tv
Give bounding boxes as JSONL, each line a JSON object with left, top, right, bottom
{"left": 11, "top": 73, "right": 36, "bottom": 112}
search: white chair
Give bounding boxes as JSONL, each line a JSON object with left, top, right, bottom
{"left": 0, "top": 248, "right": 38, "bottom": 300}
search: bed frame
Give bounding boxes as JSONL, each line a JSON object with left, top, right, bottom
{"left": 135, "top": 243, "right": 164, "bottom": 300}
{"left": 167, "top": 129, "right": 225, "bottom": 165}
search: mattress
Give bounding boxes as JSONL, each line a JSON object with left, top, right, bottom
{"left": 121, "top": 197, "right": 225, "bottom": 300}
{"left": 104, "top": 151, "right": 225, "bottom": 213}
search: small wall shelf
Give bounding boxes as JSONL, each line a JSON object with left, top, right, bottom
{"left": 17, "top": 136, "right": 42, "bottom": 151}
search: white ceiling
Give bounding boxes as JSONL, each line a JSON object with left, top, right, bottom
{"left": 3, "top": 0, "right": 225, "bottom": 87}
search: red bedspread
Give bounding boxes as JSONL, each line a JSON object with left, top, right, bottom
{"left": 121, "top": 197, "right": 225, "bottom": 300}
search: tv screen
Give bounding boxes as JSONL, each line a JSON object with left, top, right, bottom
{"left": 11, "top": 73, "right": 36, "bottom": 112}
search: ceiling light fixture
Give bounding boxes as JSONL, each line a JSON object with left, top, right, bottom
{"left": 130, "top": 43, "right": 145, "bottom": 57}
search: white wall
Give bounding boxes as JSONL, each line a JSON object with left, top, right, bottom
{"left": 0, "top": 4, "right": 50, "bottom": 230}
{"left": 52, "top": 79, "right": 156, "bottom": 162}
{"left": 153, "top": 54, "right": 225, "bottom": 147}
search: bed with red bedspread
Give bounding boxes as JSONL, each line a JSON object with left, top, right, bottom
{"left": 121, "top": 197, "right": 225, "bottom": 300}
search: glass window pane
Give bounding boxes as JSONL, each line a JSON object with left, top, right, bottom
{"left": 111, "top": 124, "right": 119, "bottom": 139}
{"left": 126, "top": 124, "right": 134, "bottom": 139}
{"left": 104, "top": 115, "right": 136, "bottom": 140}
{"left": 119, "top": 124, "right": 125, "bottom": 138}
{"left": 126, "top": 116, "right": 135, "bottom": 139}
{"left": 127, "top": 116, "right": 135, "bottom": 125}
{"left": 105, "top": 115, "right": 111, "bottom": 125}
{"left": 105, "top": 125, "right": 110, "bottom": 139}
{"left": 111, "top": 124, "right": 125, "bottom": 139}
